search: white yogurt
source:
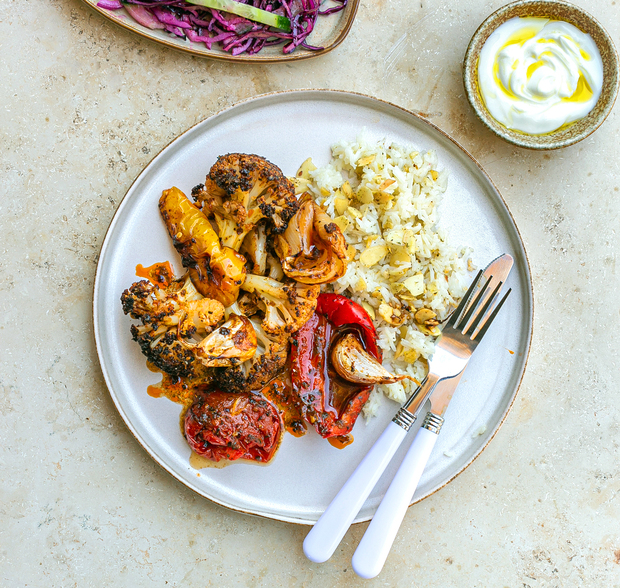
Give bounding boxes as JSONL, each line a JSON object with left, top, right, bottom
{"left": 478, "top": 17, "right": 604, "bottom": 134}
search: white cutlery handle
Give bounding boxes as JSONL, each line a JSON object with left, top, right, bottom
{"left": 303, "top": 421, "right": 409, "bottom": 563}
{"left": 352, "top": 425, "right": 439, "bottom": 579}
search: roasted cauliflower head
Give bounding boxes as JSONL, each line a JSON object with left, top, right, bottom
{"left": 192, "top": 153, "right": 298, "bottom": 251}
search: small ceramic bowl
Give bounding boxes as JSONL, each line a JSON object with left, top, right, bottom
{"left": 463, "top": 0, "right": 619, "bottom": 149}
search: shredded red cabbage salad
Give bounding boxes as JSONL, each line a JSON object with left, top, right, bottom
{"left": 98, "top": 0, "right": 347, "bottom": 56}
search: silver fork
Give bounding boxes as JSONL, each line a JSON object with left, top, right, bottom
{"left": 303, "top": 260, "right": 511, "bottom": 564}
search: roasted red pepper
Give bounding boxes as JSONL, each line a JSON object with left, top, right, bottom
{"left": 315, "top": 294, "right": 380, "bottom": 360}
{"left": 290, "top": 293, "right": 381, "bottom": 439}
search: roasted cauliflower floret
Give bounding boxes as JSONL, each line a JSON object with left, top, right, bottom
{"left": 274, "top": 193, "right": 347, "bottom": 285}
{"left": 235, "top": 292, "right": 260, "bottom": 317}
{"left": 192, "top": 153, "right": 298, "bottom": 251}
{"left": 266, "top": 252, "right": 284, "bottom": 280}
{"left": 240, "top": 274, "right": 319, "bottom": 337}
{"left": 247, "top": 320, "right": 289, "bottom": 389}
{"left": 193, "top": 314, "right": 257, "bottom": 368}
{"left": 121, "top": 274, "right": 225, "bottom": 377}
{"left": 214, "top": 320, "right": 289, "bottom": 394}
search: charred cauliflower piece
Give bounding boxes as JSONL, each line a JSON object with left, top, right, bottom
{"left": 192, "top": 153, "right": 298, "bottom": 251}
{"left": 246, "top": 320, "right": 289, "bottom": 389}
{"left": 121, "top": 274, "right": 225, "bottom": 378}
{"left": 194, "top": 314, "right": 257, "bottom": 368}
{"left": 240, "top": 274, "right": 319, "bottom": 337}
{"left": 214, "top": 319, "right": 289, "bottom": 394}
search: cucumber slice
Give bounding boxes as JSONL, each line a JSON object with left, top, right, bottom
{"left": 187, "top": 0, "right": 291, "bottom": 31}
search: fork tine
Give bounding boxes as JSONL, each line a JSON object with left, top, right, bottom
{"left": 464, "top": 279, "right": 503, "bottom": 336}
{"left": 455, "top": 275, "right": 492, "bottom": 330}
{"left": 445, "top": 270, "right": 483, "bottom": 328}
{"left": 472, "top": 288, "right": 512, "bottom": 342}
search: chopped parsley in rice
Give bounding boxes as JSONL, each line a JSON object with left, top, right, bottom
{"left": 300, "top": 134, "right": 472, "bottom": 418}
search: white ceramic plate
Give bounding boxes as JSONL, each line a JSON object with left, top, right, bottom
{"left": 93, "top": 90, "right": 533, "bottom": 525}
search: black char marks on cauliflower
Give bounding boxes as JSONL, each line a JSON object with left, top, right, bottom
{"left": 191, "top": 153, "right": 298, "bottom": 251}
{"left": 240, "top": 274, "right": 319, "bottom": 337}
{"left": 214, "top": 319, "right": 289, "bottom": 394}
{"left": 121, "top": 274, "right": 225, "bottom": 378}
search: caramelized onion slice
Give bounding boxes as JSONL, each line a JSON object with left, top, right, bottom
{"left": 331, "top": 333, "right": 410, "bottom": 385}
{"left": 195, "top": 314, "right": 257, "bottom": 368}
{"left": 274, "top": 194, "right": 347, "bottom": 285}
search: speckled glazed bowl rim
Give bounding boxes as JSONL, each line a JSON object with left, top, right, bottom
{"left": 81, "top": 0, "right": 360, "bottom": 63}
{"left": 463, "top": 0, "right": 619, "bottom": 149}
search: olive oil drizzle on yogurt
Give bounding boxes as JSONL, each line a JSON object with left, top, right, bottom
{"left": 479, "top": 17, "right": 603, "bottom": 134}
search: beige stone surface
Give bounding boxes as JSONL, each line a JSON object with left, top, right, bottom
{"left": 1, "top": 0, "right": 620, "bottom": 586}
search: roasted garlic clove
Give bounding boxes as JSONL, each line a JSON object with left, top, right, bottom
{"left": 194, "top": 314, "right": 257, "bottom": 368}
{"left": 331, "top": 334, "right": 410, "bottom": 385}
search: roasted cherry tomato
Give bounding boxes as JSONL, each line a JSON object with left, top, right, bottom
{"left": 290, "top": 294, "right": 381, "bottom": 439}
{"left": 184, "top": 389, "right": 282, "bottom": 463}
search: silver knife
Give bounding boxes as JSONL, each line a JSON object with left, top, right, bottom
{"left": 351, "top": 253, "right": 514, "bottom": 579}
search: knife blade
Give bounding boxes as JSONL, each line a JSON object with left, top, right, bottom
{"left": 351, "top": 253, "right": 514, "bottom": 579}
{"left": 396, "top": 253, "right": 515, "bottom": 423}
{"left": 426, "top": 253, "right": 513, "bottom": 422}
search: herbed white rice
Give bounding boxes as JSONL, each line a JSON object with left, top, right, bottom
{"left": 306, "top": 133, "right": 472, "bottom": 418}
